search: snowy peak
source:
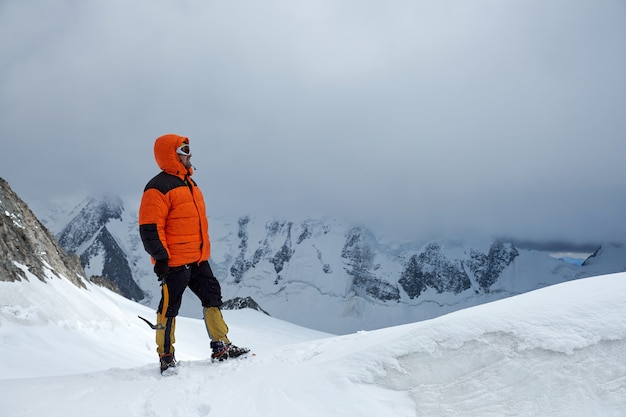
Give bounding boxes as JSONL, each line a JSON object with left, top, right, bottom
{"left": 57, "top": 195, "right": 123, "bottom": 253}
{"left": 56, "top": 195, "right": 144, "bottom": 300}
{"left": 0, "top": 177, "right": 85, "bottom": 287}
{"left": 223, "top": 221, "right": 536, "bottom": 303}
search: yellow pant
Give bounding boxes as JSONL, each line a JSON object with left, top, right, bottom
{"left": 203, "top": 306, "right": 230, "bottom": 344}
{"left": 156, "top": 315, "right": 176, "bottom": 357}
{"left": 156, "top": 307, "right": 230, "bottom": 357}
{"left": 155, "top": 261, "right": 230, "bottom": 357}
{"left": 155, "top": 306, "right": 230, "bottom": 357}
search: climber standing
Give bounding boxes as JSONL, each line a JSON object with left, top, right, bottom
{"left": 138, "top": 133, "right": 249, "bottom": 373}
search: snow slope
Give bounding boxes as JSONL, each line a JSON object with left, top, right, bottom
{"left": 1, "top": 265, "right": 625, "bottom": 416}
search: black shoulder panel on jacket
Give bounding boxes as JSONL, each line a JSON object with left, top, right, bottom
{"left": 144, "top": 172, "right": 187, "bottom": 194}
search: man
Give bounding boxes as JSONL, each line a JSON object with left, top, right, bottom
{"left": 139, "top": 133, "right": 248, "bottom": 373}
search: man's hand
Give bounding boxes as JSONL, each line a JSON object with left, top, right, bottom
{"left": 154, "top": 259, "right": 169, "bottom": 281}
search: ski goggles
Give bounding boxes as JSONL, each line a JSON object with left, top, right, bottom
{"left": 176, "top": 143, "right": 191, "bottom": 156}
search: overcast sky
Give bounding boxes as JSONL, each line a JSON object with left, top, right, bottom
{"left": 1, "top": 0, "right": 625, "bottom": 246}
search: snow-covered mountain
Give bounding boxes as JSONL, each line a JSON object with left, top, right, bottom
{"left": 55, "top": 196, "right": 144, "bottom": 301}
{"left": 2, "top": 177, "right": 625, "bottom": 415}
{"left": 30, "top": 193, "right": 626, "bottom": 335}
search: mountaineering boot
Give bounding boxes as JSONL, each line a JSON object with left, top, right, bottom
{"left": 226, "top": 344, "right": 250, "bottom": 359}
{"left": 160, "top": 353, "right": 177, "bottom": 374}
{"left": 211, "top": 341, "right": 229, "bottom": 361}
{"left": 211, "top": 341, "right": 250, "bottom": 362}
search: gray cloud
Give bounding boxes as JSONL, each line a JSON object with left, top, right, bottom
{"left": 1, "top": 0, "right": 625, "bottom": 246}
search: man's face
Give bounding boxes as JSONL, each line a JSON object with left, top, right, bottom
{"left": 178, "top": 153, "right": 192, "bottom": 169}
{"left": 176, "top": 143, "right": 192, "bottom": 169}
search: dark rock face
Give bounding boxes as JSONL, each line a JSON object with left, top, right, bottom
{"left": 0, "top": 177, "right": 85, "bottom": 287}
{"left": 399, "top": 243, "right": 471, "bottom": 299}
{"left": 467, "top": 241, "right": 519, "bottom": 292}
{"left": 399, "top": 241, "right": 519, "bottom": 300}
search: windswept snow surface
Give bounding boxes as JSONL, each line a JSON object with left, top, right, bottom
{"left": 1, "top": 267, "right": 625, "bottom": 416}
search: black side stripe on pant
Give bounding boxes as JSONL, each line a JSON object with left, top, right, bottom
{"left": 163, "top": 316, "right": 174, "bottom": 355}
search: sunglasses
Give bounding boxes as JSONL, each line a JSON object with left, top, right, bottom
{"left": 176, "top": 143, "right": 191, "bottom": 156}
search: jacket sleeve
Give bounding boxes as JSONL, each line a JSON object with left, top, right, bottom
{"left": 138, "top": 187, "right": 170, "bottom": 261}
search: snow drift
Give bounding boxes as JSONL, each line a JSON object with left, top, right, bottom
{"left": 1, "top": 258, "right": 625, "bottom": 416}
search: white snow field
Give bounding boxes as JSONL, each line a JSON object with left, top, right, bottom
{"left": 0, "top": 265, "right": 625, "bottom": 417}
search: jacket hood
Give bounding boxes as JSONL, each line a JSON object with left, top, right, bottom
{"left": 153, "top": 134, "right": 193, "bottom": 177}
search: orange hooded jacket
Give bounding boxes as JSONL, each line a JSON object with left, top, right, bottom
{"left": 138, "top": 134, "right": 210, "bottom": 267}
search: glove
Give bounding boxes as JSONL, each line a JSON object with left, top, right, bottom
{"left": 154, "top": 259, "right": 169, "bottom": 281}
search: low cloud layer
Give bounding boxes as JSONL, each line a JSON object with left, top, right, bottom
{"left": 1, "top": 0, "right": 625, "bottom": 245}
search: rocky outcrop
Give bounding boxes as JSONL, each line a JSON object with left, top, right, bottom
{"left": 0, "top": 178, "right": 85, "bottom": 287}
{"left": 221, "top": 296, "right": 270, "bottom": 315}
{"left": 399, "top": 243, "right": 471, "bottom": 299}
{"left": 467, "top": 241, "right": 519, "bottom": 292}
{"left": 399, "top": 241, "right": 519, "bottom": 299}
